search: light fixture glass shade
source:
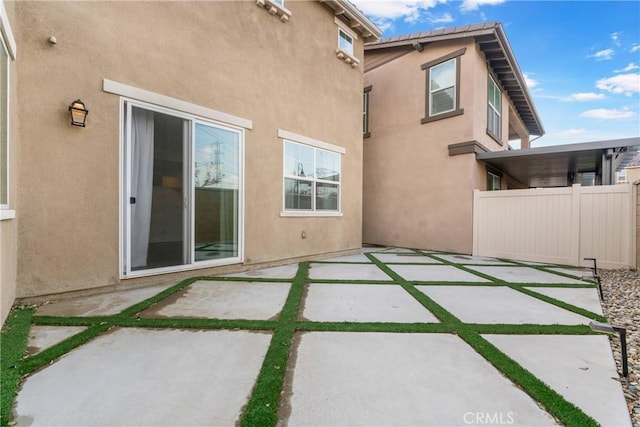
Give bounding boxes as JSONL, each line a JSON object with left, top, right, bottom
{"left": 69, "top": 99, "right": 88, "bottom": 127}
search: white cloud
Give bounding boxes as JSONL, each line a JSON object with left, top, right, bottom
{"left": 350, "top": 0, "right": 444, "bottom": 20}
{"left": 428, "top": 12, "right": 454, "bottom": 24}
{"left": 588, "top": 49, "right": 614, "bottom": 61}
{"left": 615, "top": 63, "right": 640, "bottom": 73}
{"left": 632, "top": 44, "right": 640, "bottom": 53}
{"left": 611, "top": 31, "right": 621, "bottom": 47}
{"left": 350, "top": 0, "right": 448, "bottom": 30}
{"left": 596, "top": 73, "right": 640, "bottom": 96}
{"left": 461, "top": 0, "right": 506, "bottom": 12}
{"left": 561, "top": 92, "right": 605, "bottom": 102}
{"left": 557, "top": 129, "right": 588, "bottom": 137}
{"left": 580, "top": 108, "right": 636, "bottom": 119}
{"left": 523, "top": 73, "right": 538, "bottom": 89}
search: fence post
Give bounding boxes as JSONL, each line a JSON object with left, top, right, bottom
{"left": 472, "top": 189, "right": 480, "bottom": 256}
{"left": 570, "top": 184, "right": 581, "bottom": 267}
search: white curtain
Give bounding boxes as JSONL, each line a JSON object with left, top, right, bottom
{"left": 131, "top": 107, "right": 155, "bottom": 268}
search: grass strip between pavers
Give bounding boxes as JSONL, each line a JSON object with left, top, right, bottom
{"left": 368, "top": 251, "right": 601, "bottom": 427}
{"left": 458, "top": 329, "right": 599, "bottom": 427}
{"left": 1, "top": 252, "right": 612, "bottom": 427}
{"left": 1, "top": 307, "right": 34, "bottom": 426}
{"left": 239, "top": 262, "right": 308, "bottom": 427}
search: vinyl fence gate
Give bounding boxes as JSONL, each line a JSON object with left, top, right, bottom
{"left": 472, "top": 184, "right": 636, "bottom": 269}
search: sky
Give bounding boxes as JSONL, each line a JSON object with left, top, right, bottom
{"left": 351, "top": 0, "right": 640, "bottom": 148}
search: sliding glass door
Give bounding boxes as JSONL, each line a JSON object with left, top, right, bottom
{"left": 123, "top": 102, "right": 243, "bottom": 276}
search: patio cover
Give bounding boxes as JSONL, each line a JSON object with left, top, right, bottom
{"left": 477, "top": 138, "right": 640, "bottom": 187}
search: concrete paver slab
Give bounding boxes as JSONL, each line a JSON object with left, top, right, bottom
{"left": 226, "top": 263, "right": 299, "bottom": 279}
{"left": 371, "top": 252, "right": 441, "bottom": 264}
{"left": 469, "top": 266, "right": 587, "bottom": 284}
{"left": 547, "top": 267, "right": 592, "bottom": 278}
{"left": 13, "top": 328, "right": 271, "bottom": 426}
{"left": 308, "top": 263, "right": 391, "bottom": 281}
{"left": 318, "top": 253, "right": 372, "bottom": 263}
{"left": 389, "top": 264, "right": 490, "bottom": 282}
{"left": 302, "top": 284, "right": 439, "bottom": 323}
{"left": 525, "top": 287, "right": 603, "bottom": 315}
{"left": 282, "top": 332, "right": 558, "bottom": 426}
{"left": 417, "top": 286, "right": 592, "bottom": 324}
{"left": 435, "top": 254, "right": 514, "bottom": 265}
{"left": 484, "top": 334, "right": 631, "bottom": 427}
{"left": 26, "top": 326, "right": 87, "bottom": 356}
{"left": 141, "top": 281, "right": 290, "bottom": 320}
{"left": 34, "top": 284, "right": 174, "bottom": 317}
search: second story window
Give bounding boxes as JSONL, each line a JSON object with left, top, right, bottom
{"left": 421, "top": 48, "right": 465, "bottom": 124}
{"left": 430, "top": 59, "right": 456, "bottom": 115}
{"left": 363, "top": 85, "right": 371, "bottom": 138}
{"left": 339, "top": 29, "right": 354, "bottom": 56}
{"left": 487, "top": 76, "right": 502, "bottom": 141}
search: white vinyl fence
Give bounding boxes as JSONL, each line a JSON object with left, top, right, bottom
{"left": 473, "top": 184, "right": 635, "bottom": 269}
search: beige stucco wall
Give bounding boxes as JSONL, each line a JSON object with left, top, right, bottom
{"left": 363, "top": 39, "right": 519, "bottom": 254}
{"left": 0, "top": 0, "right": 18, "bottom": 325}
{"left": 13, "top": 1, "right": 366, "bottom": 298}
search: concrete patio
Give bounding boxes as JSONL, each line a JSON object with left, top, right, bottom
{"left": 3, "top": 248, "right": 632, "bottom": 426}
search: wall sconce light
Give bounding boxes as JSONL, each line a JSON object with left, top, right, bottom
{"left": 69, "top": 99, "right": 89, "bottom": 127}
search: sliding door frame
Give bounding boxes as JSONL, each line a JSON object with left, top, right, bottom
{"left": 119, "top": 98, "right": 244, "bottom": 279}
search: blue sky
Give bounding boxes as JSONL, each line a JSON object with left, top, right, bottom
{"left": 352, "top": 0, "right": 640, "bottom": 147}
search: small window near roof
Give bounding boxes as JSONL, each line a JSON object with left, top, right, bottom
{"left": 339, "top": 29, "right": 354, "bottom": 56}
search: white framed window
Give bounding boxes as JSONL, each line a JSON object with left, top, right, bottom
{"left": 430, "top": 59, "right": 456, "bottom": 116}
{"left": 487, "top": 76, "right": 502, "bottom": 141}
{"left": 487, "top": 171, "right": 501, "bottom": 191}
{"left": 0, "top": 37, "right": 8, "bottom": 212}
{"left": 120, "top": 99, "right": 245, "bottom": 278}
{"left": 616, "top": 169, "right": 627, "bottom": 183}
{"left": 335, "top": 19, "right": 359, "bottom": 67}
{"left": 421, "top": 48, "right": 465, "bottom": 124}
{"left": 1, "top": 3, "right": 17, "bottom": 219}
{"left": 339, "top": 29, "right": 354, "bottom": 56}
{"left": 282, "top": 136, "right": 342, "bottom": 215}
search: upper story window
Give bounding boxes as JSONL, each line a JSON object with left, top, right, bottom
{"left": 339, "top": 29, "right": 354, "bottom": 56}
{"left": 335, "top": 18, "right": 359, "bottom": 68}
{"left": 363, "top": 85, "right": 372, "bottom": 138}
{"left": 421, "top": 48, "right": 465, "bottom": 124}
{"left": 430, "top": 59, "right": 456, "bottom": 115}
{"left": 282, "top": 134, "right": 343, "bottom": 215}
{"left": 487, "top": 75, "right": 502, "bottom": 142}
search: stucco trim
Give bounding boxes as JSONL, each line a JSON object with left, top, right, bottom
{"left": 0, "top": 2, "right": 16, "bottom": 60}
{"left": 448, "top": 140, "right": 489, "bottom": 156}
{"left": 278, "top": 129, "right": 346, "bottom": 154}
{"left": 103, "top": 79, "right": 253, "bottom": 130}
{"left": 0, "top": 209, "right": 15, "bottom": 220}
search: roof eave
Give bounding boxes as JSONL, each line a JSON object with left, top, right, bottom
{"left": 323, "top": 0, "right": 382, "bottom": 42}
{"left": 492, "top": 25, "right": 545, "bottom": 137}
